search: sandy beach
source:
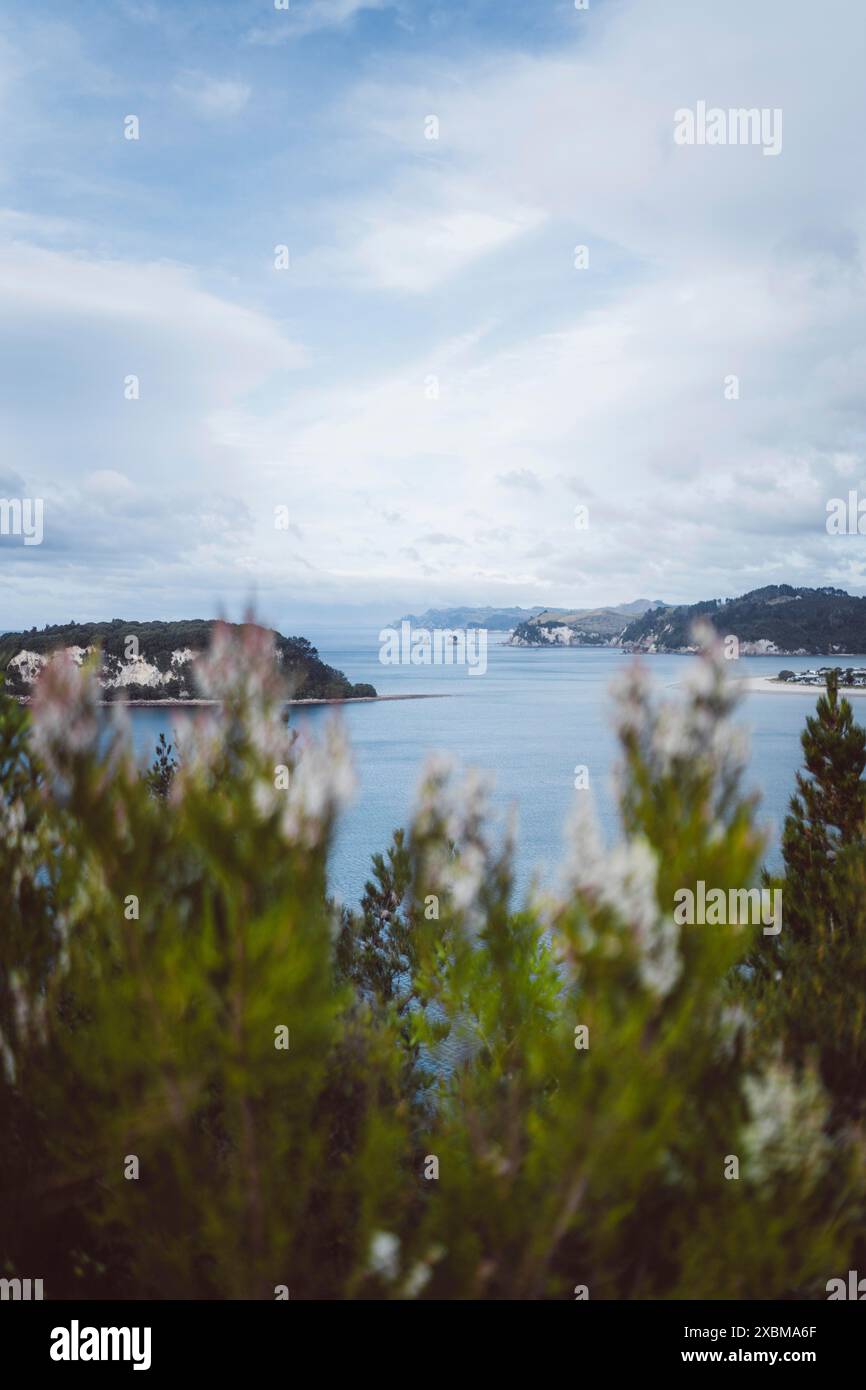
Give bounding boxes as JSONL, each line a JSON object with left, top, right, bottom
{"left": 736, "top": 676, "right": 866, "bottom": 697}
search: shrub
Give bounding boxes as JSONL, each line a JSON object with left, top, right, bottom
{"left": 0, "top": 624, "right": 861, "bottom": 1299}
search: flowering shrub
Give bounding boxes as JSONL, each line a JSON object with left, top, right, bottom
{"left": 0, "top": 622, "right": 861, "bottom": 1298}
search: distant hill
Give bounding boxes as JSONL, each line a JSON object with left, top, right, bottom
{"left": 620, "top": 586, "right": 866, "bottom": 655}
{"left": 0, "top": 619, "right": 376, "bottom": 701}
{"left": 393, "top": 605, "right": 553, "bottom": 631}
{"left": 509, "top": 599, "right": 666, "bottom": 647}
{"left": 396, "top": 600, "right": 664, "bottom": 638}
{"left": 615, "top": 599, "right": 668, "bottom": 617}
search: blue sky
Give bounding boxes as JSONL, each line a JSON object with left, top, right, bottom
{"left": 2, "top": 0, "right": 866, "bottom": 632}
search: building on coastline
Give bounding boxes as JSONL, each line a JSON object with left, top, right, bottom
{"left": 777, "top": 666, "right": 866, "bottom": 687}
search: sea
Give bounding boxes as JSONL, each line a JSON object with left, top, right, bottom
{"left": 122, "top": 630, "right": 861, "bottom": 911}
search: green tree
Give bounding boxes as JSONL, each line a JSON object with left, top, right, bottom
{"left": 748, "top": 671, "right": 866, "bottom": 1128}
{"left": 143, "top": 730, "right": 178, "bottom": 798}
{"left": 781, "top": 670, "right": 866, "bottom": 937}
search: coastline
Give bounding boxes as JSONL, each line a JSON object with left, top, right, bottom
{"left": 736, "top": 676, "right": 866, "bottom": 697}
{"left": 14, "top": 693, "right": 449, "bottom": 709}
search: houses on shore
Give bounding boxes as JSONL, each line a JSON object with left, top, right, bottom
{"left": 776, "top": 666, "right": 866, "bottom": 688}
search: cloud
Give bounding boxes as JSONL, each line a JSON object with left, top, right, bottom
{"left": 120, "top": 2, "right": 161, "bottom": 22}
{"left": 353, "top": 204, "right": 542, "bottom": 293}
{"left": 3, "top": 0, "right": 866, "bottom": 623}
{"left": 0, "top": 236, "right": 308, "bottom": 622}
{"left": 173, "top": 70, "right": 250, "bottom": 118}
{"left": 307, "top": 184, "right": 544, "bottom": 293}
{"left": 247, "top": 0, "right": 393, "bottom": 46}
{"left": 416, "top": 532, "right": 467, "bottom": 546}
{"left": 497, "top": 470, "right": 543, "bottom": 494}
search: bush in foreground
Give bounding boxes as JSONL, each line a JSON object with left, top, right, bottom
{"left": 0, "top": 624, "right": 862, "bottom": 1298}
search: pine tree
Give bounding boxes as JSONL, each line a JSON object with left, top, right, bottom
{"left": 143, "top": 730, "right": 178, "bottom": 798}
{"left": 749, "top": 671, "right": 866, "bottom": 1127}
{"left": 780, "top": 669, "right": 866, "bottom": 942}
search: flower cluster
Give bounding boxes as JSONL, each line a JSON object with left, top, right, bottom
{"left": 560, "top": 796, "right": 681, "bottom": 998}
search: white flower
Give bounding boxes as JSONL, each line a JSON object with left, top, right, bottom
{"left": 411, "top": 760, "right": 494, "bottom": 927}
{"left": 30, "top": 651, "right": 100, "bottom": 771}
{"left": 0, "top": 1029, "right": 16, "bottom": 1086}
{"left": 448, "top": 841, "right": 486, "bottom": 913}
{"left": 562, "top": 798, "right": 681, "bottom": 998}
{"left": 612, "top": 662, "right": 651, "bottom": 740}
{"left": 413, "top": 757, "right": 489, "bottom": 845}
{"left": 741, "top": 1065, "right": 829, "bottom": 1184}
{"left": 401, "top": 1261, "right": 433, "bottom": 1299}
{"left": 195, "top": 620, "right": 281, "bottom": 706}
{"left": 276, "top": 722, "right": 355, "bottom": 847}
{"left": 718, "top": 1004, "right": 752, "bottom": 1057}
{"left": 368, "top": 1231, "right": 400, "bottom": 1281}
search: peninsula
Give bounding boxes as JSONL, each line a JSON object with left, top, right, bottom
{"left": 0, "top": 619, "right": 378, "bottom": 703}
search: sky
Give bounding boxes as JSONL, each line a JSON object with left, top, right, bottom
{"left": 1, "top": 0, "right": 866, "bottom": 633}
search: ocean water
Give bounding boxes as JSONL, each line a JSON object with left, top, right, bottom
{"left": 123, "top": 631, "right": 862, "bottom": 910}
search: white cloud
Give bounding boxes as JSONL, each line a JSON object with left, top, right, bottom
{"left": 4, "top": 0, "right": 866, "bottom": 621}
{"left": 346, "top": 201, "right": 544, "bottom": 293}
{"left": 247, "top": 0, "right": 393, "bottom": 46}
{"left": 173, "top": 70, "right": 250, "bottom": 118}
{"left": 0, "top": 239, "right": 306, "bottom": 497}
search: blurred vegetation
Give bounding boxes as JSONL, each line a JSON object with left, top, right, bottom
{"left": 0, "top": 623, "right": 864, "bottom": 1299}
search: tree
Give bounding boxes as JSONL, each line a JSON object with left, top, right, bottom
{"left": 782, "top": 670, "right": 866, "bottom": 927}
{"left": 143, "top": 731, "right": 178, "bottom": 798}
{"left": 747, "top": 670, "right": 866, "bottom": 1128}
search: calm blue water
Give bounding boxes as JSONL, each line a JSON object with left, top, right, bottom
{"left": 123, "top": 631, "right": 862, "bottom": 909}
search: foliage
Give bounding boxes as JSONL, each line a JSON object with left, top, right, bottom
{"left": 745, "top": 671, "right": 866, "bottom": 1130}
{"left": 0, "top": 626, "right": 863, "bottom": 1299}
{"left": 0, "top": 618, "right": 375, "bottom": 701}
{"left": 143, "top": 731, "right": 178, "bottom": 799}
{"left": 621, "top": 584, "right": 866, "bottom": 654}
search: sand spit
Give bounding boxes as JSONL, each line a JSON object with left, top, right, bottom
{"left": 736, "top": 677, "right": 866, "bottom": 697}
{"left": 15, "top": 693, "right": 449, "bottom": 709}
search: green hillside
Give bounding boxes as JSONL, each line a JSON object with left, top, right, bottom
{"left": 0, "top": 619, "right": 376, "bottom": 701}
{"left": 620, "top": 586, "right": 866, "bottom": 654}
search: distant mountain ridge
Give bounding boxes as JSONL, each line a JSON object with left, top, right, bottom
{"left": 509, "top": 600, "right": 667, "bottom": 647}
{"left": 507, "top": 586, "right": 866, "bottom": 654}
{"left": 0, "top": 619, "right": 376, "bottom": 701}
{"left": 396, "top": 600, "right": 664, "bottom": 635}
{"left": 393, "top": 605, "right": 549, "bottom": 631}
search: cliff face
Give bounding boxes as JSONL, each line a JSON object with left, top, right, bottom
{"left": 6, "top": 645, "right": 200, "bottom": 696}
{"left": 0, "top": 620, "right": 376, "bottom": 701}
{"left": 509, "top": 621, "right": 622, "bottom": 648}
{"left": 509, "top": 601, "right": 662, "bottom": 648}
